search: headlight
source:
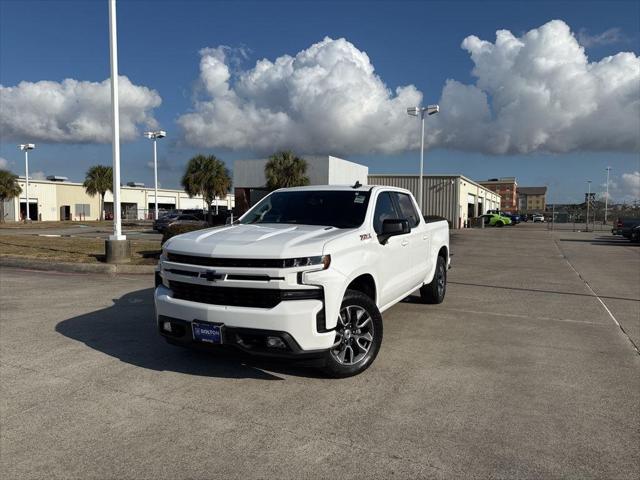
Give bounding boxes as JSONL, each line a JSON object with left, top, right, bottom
{"left": 284, "top": 255, "right": 331, "bottom": 269}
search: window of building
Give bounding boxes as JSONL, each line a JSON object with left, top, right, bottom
{"left": 75, "top": 204, "right": 91, "bottom": 217}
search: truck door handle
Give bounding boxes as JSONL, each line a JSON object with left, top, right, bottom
{"left": 401, "top": 240, "right": 409, "bottom": 247}
{"left": 422, "top": 235, "right": 429, "bottom": 240}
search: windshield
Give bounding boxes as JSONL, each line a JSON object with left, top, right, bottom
{"left": 239, "top": 190, "right": 371, "bottom": 228}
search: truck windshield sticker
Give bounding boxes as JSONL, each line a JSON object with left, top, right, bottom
{"left": 354, "top": 195, "right": 365, "bottom": 204}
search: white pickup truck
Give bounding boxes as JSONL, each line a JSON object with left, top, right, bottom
{"left": 155, "top": 184, "right": 449, "bottom": 377}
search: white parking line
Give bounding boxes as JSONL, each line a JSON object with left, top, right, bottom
{"left": 553, "top": 238, "right": 640, "bottom": 354}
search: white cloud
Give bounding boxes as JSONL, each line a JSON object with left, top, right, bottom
{"left": 178, "top": 39, "right": 422, "bottom": 155}
{"left": 605, "top": 171, "right": 640, "bottom": 201}
{"left": 30, "top": 171, "right": 46, "bottom": 180}
{"left": 179, "top": 20, "right": 640, "bottom": 156}
{"left": 620, "top": 171, "right": 640, "bottom": 199}
{"left": 435, "top": 20, "right": 640, "bottom": 154}
{"left": 0, "top": 76, "right": 161, "bottom": 143}
{"left": 0, "top": 157, "right": 9, "bottom": 169}
{"left": 578, "top": 27, "right": 625, "bottom": 47}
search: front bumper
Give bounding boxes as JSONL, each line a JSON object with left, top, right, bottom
{"left": 158, "top": 316, "right": 327, "bottom": 358}
{"left": 154, "top": 285, "right": 335, "bottom": 353}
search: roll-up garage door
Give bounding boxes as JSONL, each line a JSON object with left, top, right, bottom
{"left": 467, "top": 194, "right": 476, "bottom": 219}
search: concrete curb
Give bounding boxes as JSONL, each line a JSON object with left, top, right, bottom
{"left": 0, "top": 256, "right": 155, "bottom": 275}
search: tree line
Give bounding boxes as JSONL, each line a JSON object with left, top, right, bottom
{"left": 0, "top": 150, "right": 309, "bottom": 223}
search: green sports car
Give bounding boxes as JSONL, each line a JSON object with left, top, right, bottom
{"left": 479, "top": 213, "right": 512, "bottom": 227}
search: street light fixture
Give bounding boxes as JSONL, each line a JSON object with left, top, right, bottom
{"left": 407, "top": 104, "right": 439, "bottom": 212}
{"left": 18, "top": 143, "right": 35, "bottom": 221}
{"left": 144, "top": 130, "right": 167, "bottom": 220}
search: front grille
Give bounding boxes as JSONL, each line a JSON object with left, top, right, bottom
{"left": 167, "top": 252, "right": 287, "bottom": 268}
{"left": 168, "top": 280, "right": 321, "bottom": 308}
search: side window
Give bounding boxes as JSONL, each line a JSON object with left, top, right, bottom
{"left": 373, "top": 192, "right": 399, "bottom": 234}
{"left": 393, "top": 193, "right": 421, "bottom": 228}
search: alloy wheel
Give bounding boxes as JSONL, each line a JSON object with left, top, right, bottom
{"left": 330, "top": 305, "right": 374, "bottom": 366}
{"left": 437, "top": 264, "right": 446, "bottom": 297}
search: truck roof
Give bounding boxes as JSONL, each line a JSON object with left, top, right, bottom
{"left": 276, "top": 184, "right": 411, "bottom": 194}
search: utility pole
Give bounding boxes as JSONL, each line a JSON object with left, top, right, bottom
{"left": 604, "top": 166, "right": 611, "bottom": 225}
{"left": 18, "top": 144, "right": 35, "bottom": 221}
{"left": 586, "top": 180, "right": 592, "bottom": 232}
{"left": 144, "top": 130, "right": 166, "bottom": 220}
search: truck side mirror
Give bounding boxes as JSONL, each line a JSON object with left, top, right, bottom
{"left": 378, "top": 219, "right": 410, "bottom": 244}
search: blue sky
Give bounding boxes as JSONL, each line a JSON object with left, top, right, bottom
{"left": 1, "top": 0, "right": 639, "bottom": 203}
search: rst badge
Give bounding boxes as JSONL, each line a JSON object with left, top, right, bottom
{"left": 360, "top": 233, "right": 372, "bottom": 241}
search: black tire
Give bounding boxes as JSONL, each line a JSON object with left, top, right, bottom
{"left": 420, "top": 256, "right": 447, "bottom": 304}
{"left": 321, "top": 289, "right": 383, "bottom": 378}
{"left": 496, "top": 221, "right": 504, "bottom": 227}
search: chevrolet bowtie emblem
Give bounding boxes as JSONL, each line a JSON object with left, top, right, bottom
{"left": 200, "top": 270, "right": 223, "bottom": 281}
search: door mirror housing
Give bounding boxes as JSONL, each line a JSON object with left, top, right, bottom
{"left": 378, "top": 219, "right": 410, "bottom": 244}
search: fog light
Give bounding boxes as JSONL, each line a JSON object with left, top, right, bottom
{"left": 163, "top": 321, "right": 172, "bottom": 333}
{"left": 266, "top": 336, "right": 286, "bottom": 349}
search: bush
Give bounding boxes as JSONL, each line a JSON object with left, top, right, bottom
{"left": 161, "top": 223, "right": 208, "bottom": 246}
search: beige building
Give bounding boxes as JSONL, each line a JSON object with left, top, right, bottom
{"left": 4, "top": 177, "right": 234, "bottom": 222}
{"left": 368, "top": 174, "right": 501, "bottom": 229}
{"left": 517, "top": 186, "right": 547, "bottom": 213}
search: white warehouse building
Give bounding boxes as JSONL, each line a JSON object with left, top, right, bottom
{"left": 368, "top": 174, "right": 502, "bottom": 229}
{"left": 4, "top": 177, "right": 235, "bottom": 222}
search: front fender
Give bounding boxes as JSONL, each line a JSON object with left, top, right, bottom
{"left": 303, "top": 267, "right": 348, "bottom": 331}
{"left": 304, "top": 240, "right": 379, "bottom": 331}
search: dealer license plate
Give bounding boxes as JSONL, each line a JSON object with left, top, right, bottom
{"left": 192, "top": 321, "right": 223, "bottom": 344}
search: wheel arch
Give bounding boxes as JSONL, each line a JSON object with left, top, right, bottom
{"left": 345, "top": 273, "right": 377, "bottom": 304}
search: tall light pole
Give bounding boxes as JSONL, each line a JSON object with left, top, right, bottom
{"left": 144, "top": 130, "right": 166, "bottom": 220}
{"left": 18, "top": 144, "right": 35, "bottom": 221}
{"left": 586, "top": 180, "right": 592, "bottom": 232}
{"left": 108, "top": 0, "right": 124, "bottom": 241}
{"left": 407, "top": 104, "right": 439, "bottom": 212}
{"left": 105, "top": 0, "right": 130, "bottom": 263}
{"left": 604, "top": 166, "right": 611, "bottom": 225}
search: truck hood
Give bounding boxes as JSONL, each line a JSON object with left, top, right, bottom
{"left": 164, "top": 223, "right": 351, "bottom": 258}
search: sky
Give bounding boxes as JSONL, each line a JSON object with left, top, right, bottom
{"left": 1, "top": 0, "right": 639, "bottom": 203}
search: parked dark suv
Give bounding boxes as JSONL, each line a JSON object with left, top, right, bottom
{"left": 613, "top": 217, "right": 640, "bottom": 239}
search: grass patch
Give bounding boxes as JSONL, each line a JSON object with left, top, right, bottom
{"left": 0, "top": 235, "right": 161, "bottom": 265}
{"left": 0, "top": 221, "right": 148, "bottom": 230}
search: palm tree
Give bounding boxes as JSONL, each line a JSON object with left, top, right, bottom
{"left": 265, "top": 151, "right": 309, "bottom": 190}
{"left": 83, "top": 165, "right": 112, "bottom": 221}
{"left": 0, "top": 169, "right": 22, "bottom": 223}
{"left": 181, "top": 154, "right": 231, "bottom": 222}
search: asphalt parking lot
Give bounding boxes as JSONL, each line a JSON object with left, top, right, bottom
{"left": 1, "top": 223, "right": 638, "bottom": 479}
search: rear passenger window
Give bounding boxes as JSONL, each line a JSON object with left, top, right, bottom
{"left": 373, "top": 192, "right": 400, "bottom": 234}
{"left": 394, "top": 193, "right": 421, "bottom": 228}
